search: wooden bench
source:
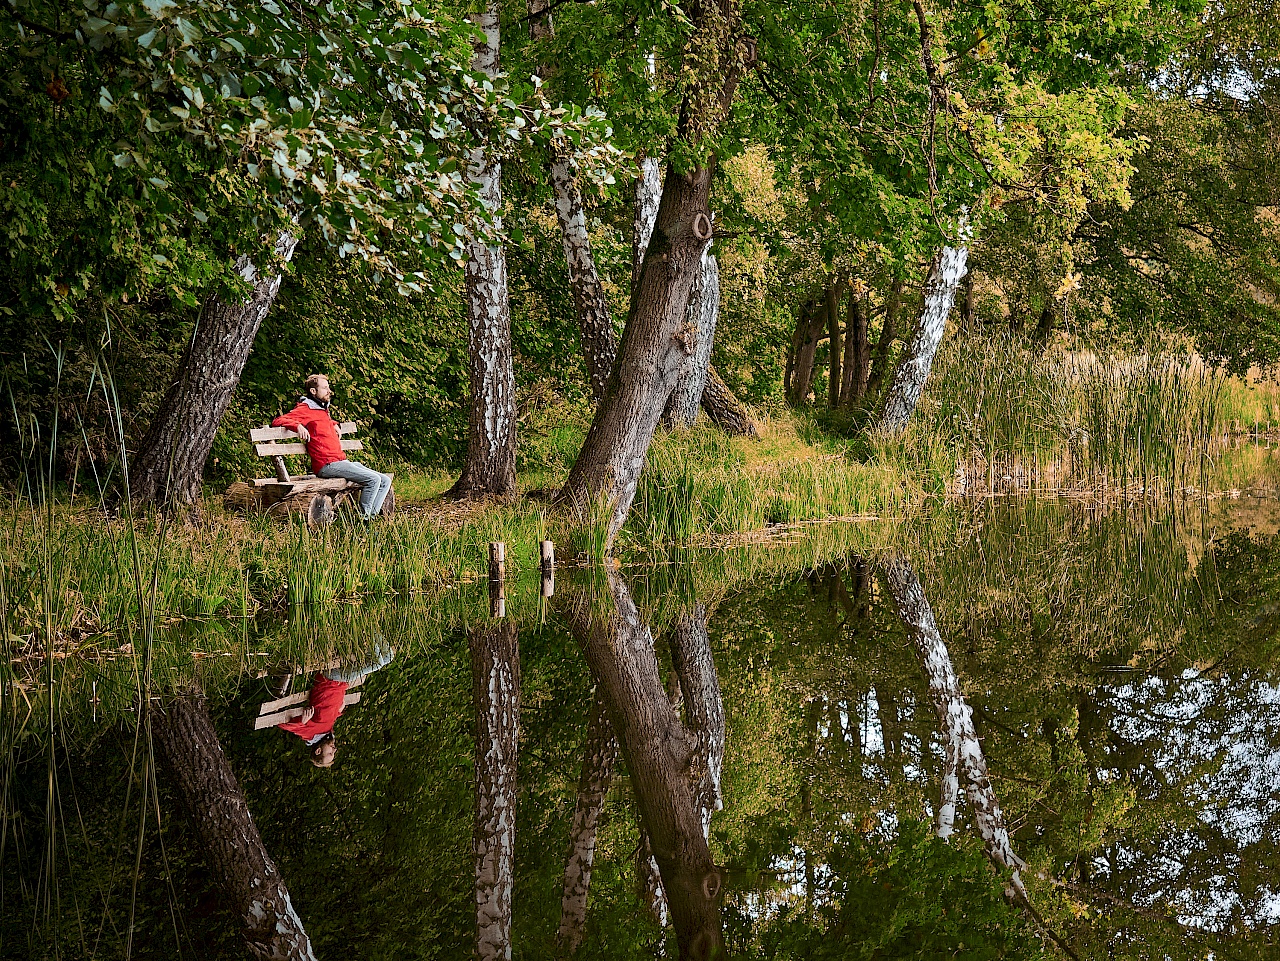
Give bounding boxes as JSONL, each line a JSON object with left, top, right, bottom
{"left": 223, "top": 421, "right": 395, "bottom": 526}
{"left": 254, "top": 678, "right": 364, "bottom": 730}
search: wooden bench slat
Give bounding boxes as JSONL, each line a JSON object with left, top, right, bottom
{"left": 250, "top": 422, "right": 358, "bottom": 442}
{"left": 256, "top": 441, "right": 307, "bottom": 456}
{"left": 257, "top": 676, "right": 366, "bottom": 716}
{"left": 254, "top": 692, "right": 362, "bottom": 730}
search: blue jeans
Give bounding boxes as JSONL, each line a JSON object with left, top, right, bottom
{"left": 318, "top": 459, "right": 393, "bottom": 518}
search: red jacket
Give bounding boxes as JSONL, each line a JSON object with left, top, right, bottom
{"left": 272, "top": 399, "right": 346, "bottom": 474}
{"left": 278, "top": 675, "right": 349, "bottom": 741}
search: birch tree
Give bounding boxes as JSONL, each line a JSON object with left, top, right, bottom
{"left": 450, "top": 6, "right": 517, "bottom": 500}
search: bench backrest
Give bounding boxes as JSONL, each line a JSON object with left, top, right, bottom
{"left": 250, "top": 422, "right": 363, "bottom": 459}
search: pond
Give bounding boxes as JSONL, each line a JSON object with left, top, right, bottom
{"left": 4, "top": 497, "right": 1279, "bottom": 960}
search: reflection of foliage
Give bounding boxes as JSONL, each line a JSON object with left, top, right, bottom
{"left": 754, "top": 819, "right": 1045, "bottom": 960}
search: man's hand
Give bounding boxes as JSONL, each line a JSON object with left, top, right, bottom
{"left": 294, "top": 425, "right": 310, "bottom": 443}
{"left": 292, "top": 706, "right": 315, "bottom": 724}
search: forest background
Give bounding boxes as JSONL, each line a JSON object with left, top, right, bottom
{"left": 1, "top": 0, "right": 1278, "bottom": 527}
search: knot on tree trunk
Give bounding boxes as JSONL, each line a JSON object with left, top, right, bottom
{"left": 674, "top": 322, "right": 699, "bottom": 355}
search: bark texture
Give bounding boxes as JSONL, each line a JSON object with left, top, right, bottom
{"left": 131, "top": 232, "right": 298, "bottom": 508}
{"left": 825, "top": 283, "right": 844, "bottom": 409}
{"left": 151, "top": 696, "right": 316, "bottom": 961}
{"left": 700, "top": 368, "right": 757, "bottom": 437}
{"left": 558, "top": 5, "right": 747, "bottom": 547}
{"left": 866, "top": 277, "right": 902, "bottom": 397}
{"left": 449, "top": 7, "right": 517, "bottom": 501}
{"left": 669, "top": 603, "right": 725, "bottom": 836}
{"left": 882, "top": 554, "right": 1028, "bottom": 897}
{"left": 841, "top": 292, "right": 870, "bottom": 406}
{"left": 787, "top": 299, "right": 823, "bottom": 406}
{"left": 632, "top": 156, "right": 663, "bottom": 295}
{"left": 557, "top": 691, "right": 620, "bottom": 954}
{"left": 470, "top": 621, "right": 521, "bottom": 961}
{"left": 663, "top": 249, "right": 720, "bottom": 428}
{"left": 561, "top": 572, "right": 725, "bottom": 960}
{"left": 878, "top": 244, "right": 968, "bottom": 434}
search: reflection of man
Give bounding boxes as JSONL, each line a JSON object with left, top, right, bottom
{"left": 279, "top": 646, "right": 395, "bottom": 768}
{"left": 271, "top": 373, "right": 393, "bottom": 520}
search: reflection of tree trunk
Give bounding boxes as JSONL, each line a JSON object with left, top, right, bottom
{"left": 469, "top": 622, "right": 521, "bottom": 961}
{"left": 561, "top": 572, "right": 724, "bottom": 960}
{"left": 883, "top": 554, "right": 1027, "bottom": 894}
{"left": 878, "top": 244, "right": 968, "bottom": 434}
{"left": 151, "top": 697, "right": 316, "bottom": 961}
{"left": 669, "top": 603, "right": 725, "bottom": 835}
{"left": 557, "top": 691, "right": 619, "bottom": 954}
{"left": 450, "top": 7, "right": 517, "bottom": 500}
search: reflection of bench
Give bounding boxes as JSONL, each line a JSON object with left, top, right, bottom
{"left": 253, "top": 678, "right": 364, "bottom": 730}
{"left": 223, "top": 422, "right": 395, "bottom": 526}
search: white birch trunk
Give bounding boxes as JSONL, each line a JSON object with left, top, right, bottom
{"left": 557, "top": 691, "right": 620, "bottom": 953}
{"left": 670, "top": 603, "right": 725, "bottom": 835}
{"left": 663, "top": 250, "right": 720, "bottom": 428}
{"left": 470, "top": 622, "right": 521, "bottom": 961}
{"left": 632, "top": 149, "right": 662, "bottom": 295}
{"left": 883, "top": 554, "right": 1028, "bottom": 897}
{"left": 878, "top": 243, "right": 969, "bottom": 434}
{"left": 451, "top": 6, "right": 517, "bottom": 499}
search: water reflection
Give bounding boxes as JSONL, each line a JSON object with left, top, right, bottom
{"left": 4, "top": 500, "right": 1280, "bottom": 959}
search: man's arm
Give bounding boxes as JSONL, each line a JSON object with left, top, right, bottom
{"left": 271, "top": 405, "right": 312, "bottom": 443}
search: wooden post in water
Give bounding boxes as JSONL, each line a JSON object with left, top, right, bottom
{"left": 489, "top": 542, "right": 506, "bottom": 618}
{"left": 540, "top": 540, "right": 555, "bottom": 598}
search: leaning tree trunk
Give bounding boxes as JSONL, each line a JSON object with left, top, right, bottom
{"left": 130, "top": 232, "right": 298, "bottom": 509}
{"left": 826, "top": 283, "right": 844, "bottom": 410}
{"left": 557, "top": 690, "right": 620, "bottom": 954}
{"left": 882, "top": 554, "right": 1028, "bottom": 898}
{"left": 877, "top": 243, "right": 968, "bottom": 434}
{"left": 469, "top": 621, "right": 521, "bottom": 961}
{"left": 448, "top": 6, "right": 517, "bottom": 501}
{"left": 700, "top": 368, "right": 757, "bottom": 437}
{"left": 866, "top": 277, "right": 903, "bottom": 397}
{"left": 151, "top": 696, "right": 316, "bottom": 961}
{"left": 663, "top": 248, "right": 720, "bottom": 428}
{"left": 560, "top": 570, "right": 724, "bottom": 960}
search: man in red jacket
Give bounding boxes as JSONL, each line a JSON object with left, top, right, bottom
{"left": 272, "top": 374, "right": 393, "bottom": 520}
{"left": 278, "top": 644, "right": 396, "bottom": 767}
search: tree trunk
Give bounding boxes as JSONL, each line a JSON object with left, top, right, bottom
{"left": 130, "top": 232, "right": 298, "bottom": 509}
{"left": 1035, "top": 302, "right": 1056, "bottom": 344}
{"left": 151, "top": 696, "right": 316, "bottom": 961}
{"left": 469, "top": 620, "right": 521, "bottom": 961}
{"left": 669, "top": 603, "right": 725, "bottom": 835}
{"left": 633, "top": 155, "right": 664, "bottom": 297}
{"left": 788, "top": 299, "right": 824, "bottom": 407}
{"left": 842, "top": 292, "right": 870, "bottom": 405}
{"left": 877, "top": 244, "right": 968, "bottom": 434}
{"left": 866, "top": 277, "right": 903, "bottom": 397}
{"left": 826, "top": 283, "right": 844, "bottom": 409}
{"left": 560, "top": 571, "right": 724, "bottom": 960}
{"left": 700, "top": 368, "right": 757, "bottom": 437}
{"left": 558, "top": 165, "right": 713, "bottom": 543}
{"left": 882, "top": 554, "right": 1028, "bottom": 897}
{"left": 557, "top": 690, "right": 620, "bottom": 954}
{"left": 959, "top": 272, "right": 976, "bottom": 330}
{"left": 663, "top": 250, "right": 720, "bottom": 428}
{"left": 449, "top": 7, "right": 517, "bottom": 501}
{"left": 528, "top": 1, "right": 617, "bottom": 402}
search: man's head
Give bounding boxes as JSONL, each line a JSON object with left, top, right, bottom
{"left": 304, "top": 374, "right": 332, "bottom": 405}
{"left": 311, "top": 736, "right": 337, "bottom": 768}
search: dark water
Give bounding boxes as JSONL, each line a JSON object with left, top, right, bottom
{"left": 4, "top": 499, "right": 1279, "bottom": 960}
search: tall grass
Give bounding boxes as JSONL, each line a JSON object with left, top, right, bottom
{"left": 913, "top": 333, "right": 1279, "bottom": 496}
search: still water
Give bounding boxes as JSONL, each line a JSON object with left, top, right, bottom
{"left": 4, "top": 498, "right": 1279, "bottom": 959}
